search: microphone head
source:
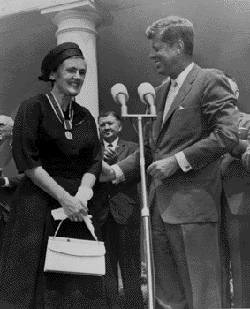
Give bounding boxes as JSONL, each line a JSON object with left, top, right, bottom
{"left": 137, "top": 82, "right": 155, "bottom": 104}
{"left": 111, "top": 83, "right": 129, "bottom": 104}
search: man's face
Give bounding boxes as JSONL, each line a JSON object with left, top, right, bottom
{"left": 149, "top": 38, "right": 179, "bottom": 77}
{"left": 0, "top": 116, "right": 13, "bottom": 141}
{"left": 98, "top": 115, "right": 122, "bottom": 142}
{"left": 51, "top": 57, "right": 87, "bottom": 96}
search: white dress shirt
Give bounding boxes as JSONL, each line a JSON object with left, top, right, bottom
{"left": 162, "top": 79, "right": 179, "bottom": 123}
{"left": 103, "top": 138, "right": 118, "bottom": 150}
{"left": 162, "top": 62, "right": 194, "bottom": 172}
{"left": 163, "top": 62, "right": 194, "bottom": 124}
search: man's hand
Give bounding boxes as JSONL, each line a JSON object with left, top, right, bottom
{"left": 147, "top": 156, "right": 179, "bottom": 180}
{"left": 103, "top": 147, "right": 118, "bottom": 164}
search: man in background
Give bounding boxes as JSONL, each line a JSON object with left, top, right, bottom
{"left": 0, "top": 116, "right": 22, "bottom": 245}
{"left": 95, "top": 111, "right": 144, "bottom": 309}
{"left": 221, "top": 76, "right": 250, "bottom": 308}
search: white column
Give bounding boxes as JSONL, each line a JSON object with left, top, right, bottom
{"left": 41, "top": 2, "right": 102, "bottom": 119}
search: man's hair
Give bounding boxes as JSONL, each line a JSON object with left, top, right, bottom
{"left": 146, "top": 16, "right": 194, "bottom": 57}
{"left": 98, "top": 111, "right": 122, "bottom": 123}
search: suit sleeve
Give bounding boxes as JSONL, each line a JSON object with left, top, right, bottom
{"left": 182, "top": 71, "right": 239, "bottom": 171}
{"left": 8, "top": 175, "right": 23, "bottom": 189}
{"left": 115, "top": 131, "right": 152, "bottom": 180}
{"left": 83, "top": 113, "right": 102, "bottom": 179}
{"left": 119, "top": 142, "right": 141, "bottom": 184}
{"left": 231, "top": 140, "right": 249, "bottom": 158}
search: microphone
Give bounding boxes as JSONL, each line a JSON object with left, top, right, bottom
{"left": 137, "top": 82, "right": 156, "bottom": 115}
{"left": 111, "top": 83, "right": 129, "bottom": 116}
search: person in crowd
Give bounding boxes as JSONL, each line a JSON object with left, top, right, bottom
{"left": 0, "top": 115, "right": 14, "bottom": 174}
{"left": 221, "top": 76, "right": 250, "bottom": 308}
{"left": 0, "top": 115, "right": 22, "bottom": 248}
{"left": 0, "top": 42, "right": 108, "bottom": 309}
{"left": 0, "top": 115, "right": 22, "bottom": 187}
{"left": 101, "top": 16, "right": 239, "bottom": 309}
{"left": 94, "top": 110, "right": 143, "bottom": 309}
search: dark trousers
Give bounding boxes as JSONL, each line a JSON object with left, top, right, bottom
{"left": 151, "top": 204, "right": 222, "bottom": 309}
{"left": 101, "top": 213, "right": 144, "bottom": 309}
{"left": 220, "top": 195, "right": 250, "bottom": 308}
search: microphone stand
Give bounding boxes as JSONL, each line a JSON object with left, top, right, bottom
{"left": 121, "top": 105, "right": 156, "bottom": 309}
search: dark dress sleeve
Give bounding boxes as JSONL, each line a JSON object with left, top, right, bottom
{"left": 84, "top": 114, "right": 102, "bottom": 179}
{"left": 12, "top": 97, "right": 42, "bottom": 173}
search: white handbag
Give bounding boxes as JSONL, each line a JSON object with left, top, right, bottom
{"left": 44, "top": 220, "right": 106, "bottom": 276}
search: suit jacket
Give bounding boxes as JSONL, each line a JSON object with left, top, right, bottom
{"left": 94, "top": 139, "right": 141, "bottom": 225}
{"left": 0, "top": 175, "right": 23, "bottom": 222}
{"left": 117, "top": 64, "right": 239, "bottom": 224}
{"left": 0, "top": 138, "right": 12, "bottom": 169}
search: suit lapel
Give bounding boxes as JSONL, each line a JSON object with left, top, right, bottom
{"left": 162, "top": 64, "right": 200, "bottom": 126}
{"left": 152, "top": 80, "right": 171, "bottom": 144}
{"left": 116, "top": 139, "right": 126, "bottom": 159}
{"left": 156, "top": 64, "right": 201, "bottom": 144}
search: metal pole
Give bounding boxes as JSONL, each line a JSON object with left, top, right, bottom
{"left": 121, "top": 113, "right": 156, "bottom": 308}
{"left": 137, "top": 116, "right": 155, "bottom": 309}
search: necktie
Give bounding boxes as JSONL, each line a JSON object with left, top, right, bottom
{"left": 162, "top": 79, "right": 178, "bottom": 124}
{"left": 104, "top": 143, "right": 118, "bottom": 164}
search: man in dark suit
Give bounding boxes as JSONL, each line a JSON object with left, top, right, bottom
{"left": 101, "top": 16, "right": 239, "bottom": 309}
{"left": 0, "top": 172, "right": 21, "bottom": 242}
{"left": 0, "top": 116, "right": 22, "bottom": 247}
{"left": 0, "top": 115, "right": 23, "bottom": 188}
{"left": 220, "top": 76, "right": 250, "bottom": 308}
{"left": 95, "top": 111, "right": 143, "bottom": 309}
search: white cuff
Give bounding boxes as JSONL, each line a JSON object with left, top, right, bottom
{"left": 3, "top": 177, "right": 9, "bottom": 187}
{"left": 75, "top": 186, "right": 93, "bottom": 201}
{"left": 175, "top": 152, "right": 192, "bottom": 172}
{"left": 111, "top": 164, "right": 125, "bottom": 184}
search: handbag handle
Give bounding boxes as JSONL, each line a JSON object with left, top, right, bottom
{"left": 54, "top": 219, "right": 66, "bottom": 238}
{"left": 53, "top": 217, "right": 99, "bottom": 243}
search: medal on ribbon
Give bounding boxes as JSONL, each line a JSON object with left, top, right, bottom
{"left": 47, "top": 93, "right": 74, "bottom": 140}
{"left": 65, "top": 131, "right": 72, "bottom": 140}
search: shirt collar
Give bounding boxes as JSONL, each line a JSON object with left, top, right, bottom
{"left": 103, "top": 138, "right": 119, "bottom": 149}
{"left": 173, "top": 62, "right": 194, "bottom": 88}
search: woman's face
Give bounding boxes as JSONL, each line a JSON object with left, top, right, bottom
{"left": 51, "top": 57, "right": 87, "bottom": 96}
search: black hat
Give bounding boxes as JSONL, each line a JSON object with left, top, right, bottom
{"left": 38, "top": 42, "right": 84, "bottom": 82}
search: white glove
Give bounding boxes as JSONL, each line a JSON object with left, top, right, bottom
{"left": 74, "top": 187, "right": 98, "bottom": 240}
{"left": 75, "top": 186, "right": 93, "bottom": 202}
{"left": 51, "top": 208, "right": 94, "bottom": 221}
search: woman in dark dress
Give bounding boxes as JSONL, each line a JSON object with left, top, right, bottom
{"left": 0, "top": 42, "right": 108, "bottom": 309}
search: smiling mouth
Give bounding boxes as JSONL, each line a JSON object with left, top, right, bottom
{"left": 69, "top": 82, "right": 80, "bottom": 88}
